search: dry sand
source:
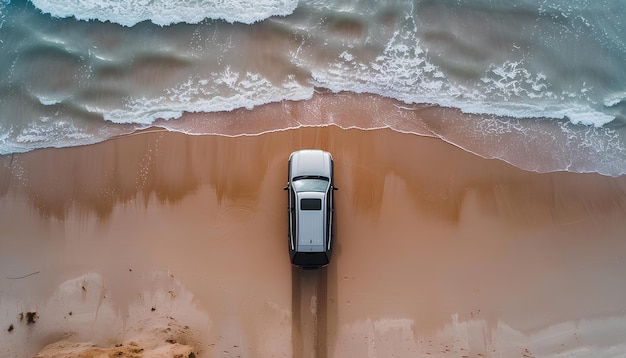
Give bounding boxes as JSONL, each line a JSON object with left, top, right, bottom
{"left": 1, "top": 124, "right": 626, "bottom": 357}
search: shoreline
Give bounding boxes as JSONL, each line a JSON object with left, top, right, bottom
{"left": 2, "top": 126, "right": 626, "bottom": 357}
{"left": 4, "top": 91, "right": 625, "bottom": 177}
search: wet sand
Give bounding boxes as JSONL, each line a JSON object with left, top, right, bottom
{"left": 1, "top": 124, "right": 626, "bottom": 357}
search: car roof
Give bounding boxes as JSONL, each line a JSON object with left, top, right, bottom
{"left": 289, "top": 149, "right": 332, "bottom": 179}
{"left": 296, "top": 192, "right": 326, "bottom": 250}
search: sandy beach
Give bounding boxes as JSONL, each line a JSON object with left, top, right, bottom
{"left": 2, "top": 121, "right": 626, "bottom": 357}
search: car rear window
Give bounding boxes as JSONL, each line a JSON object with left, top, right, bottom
{"left": 301, "top": 198, "right": 322, "bottom": 210}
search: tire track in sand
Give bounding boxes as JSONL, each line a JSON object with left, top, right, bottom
{"left": 291, "top": 267, "right": 328, "bottom": 358}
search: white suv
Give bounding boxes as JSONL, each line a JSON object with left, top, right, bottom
{"left": 284, "top": 150, "right": 338, "bottom": 269}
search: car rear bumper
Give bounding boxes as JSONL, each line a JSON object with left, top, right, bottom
{"left": 291, "top": 251, "right": 330, "bottom": 269}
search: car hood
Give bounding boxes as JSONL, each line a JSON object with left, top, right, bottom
{"left": 290, "top": 150, "right": 332, "bottom": 180}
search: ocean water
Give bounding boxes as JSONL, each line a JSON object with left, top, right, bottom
{"left": 1, "top": 0, "right": 625, "bottom": 175}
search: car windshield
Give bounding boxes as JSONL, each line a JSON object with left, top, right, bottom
{"left": 292, "top": 177, "right": 329, "bottom": 192}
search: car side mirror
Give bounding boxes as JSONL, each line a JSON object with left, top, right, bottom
{"left": 283, "top": 185, "right": 289, "bottom": 190}
{"left": 333, "top": 186, "right": 339, "bottom": 191}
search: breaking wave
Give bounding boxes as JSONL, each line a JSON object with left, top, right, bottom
{"left": 29, "top": 0, "right": 299, "bottom": 26}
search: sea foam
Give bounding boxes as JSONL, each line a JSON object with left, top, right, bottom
{"left": 29, "top": 0, "right": 299, "bottom": 26}
{"left": 308, "top": 25, "right": 617, "bottom": 128}
{"left": 103, "top": 70, "right": 314, "bottom": 125}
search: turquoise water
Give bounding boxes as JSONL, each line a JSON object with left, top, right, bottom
{"left": 1, "top": 0, "right": 625, "bottom": 175}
